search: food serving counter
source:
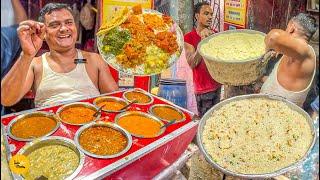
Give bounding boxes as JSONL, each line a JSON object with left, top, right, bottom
{"left": 1, "top": 88, "right": 198, "bottom": 179}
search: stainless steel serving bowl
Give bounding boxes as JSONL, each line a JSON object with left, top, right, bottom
{"left": 56, "top": 102, "right": 101, "bottom": 126}
{"left": 198, "top": 29, "right": 270, "bottom": 86}
{"left": 16, "top": 136, "right": 85, "bottom": 180}
{"left": 197, "top": 94, "right": 316, "bottom": 179}
{"left": 149, "top": 104, "right": 186, "bottom": 123}
{"left": 93, "top": 96, "right": 129, "bottom": 113}
{"left": 7, "top": 111, "right": 60, "bottom": 142}
{"left": 122, "top": 89, "right": 154, "bottom": 105}
{"left": 115, "top": 111, "right": 165, "bottom": 138}
{"left": 74, "top": 122, "right": 132, "bottom": 159}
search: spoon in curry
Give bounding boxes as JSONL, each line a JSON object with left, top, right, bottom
{"left": 160, "top": 120, "right": 176, "bottom": 129}
{"left": 93, "top": 104, "right": 106, "bottom": 117}
{"left": 118, "top": 100, "right": 138, "bottom": 111}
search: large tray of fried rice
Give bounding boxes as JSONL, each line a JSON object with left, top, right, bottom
{"left": 197, "top": 94, "right": 316, "bottom": 179}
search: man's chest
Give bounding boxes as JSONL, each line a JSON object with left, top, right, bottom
{"left": 33, "top": 62, "right": 98, "bottom": 90}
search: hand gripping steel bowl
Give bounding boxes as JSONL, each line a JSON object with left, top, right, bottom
{"left": 197, "top": 94, "right": 316, "bottom": 179}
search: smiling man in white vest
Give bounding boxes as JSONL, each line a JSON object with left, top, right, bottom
{"left": 1, "top": 3, "right": 118, "bottom": 108}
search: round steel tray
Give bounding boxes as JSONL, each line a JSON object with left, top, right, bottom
{"left": 74, "top": 122, "right": 132, "bottom": 159}
{"left": 115, "top": 111, "right": 165, "bottom": 138}
{"left": 149, "top": 104, "right": 186, "bottom": 123}
{"left": 7, "top": 111, "right": 60, "bottom": 142}
{"left": 197, "top": 94, "right": 316, "bottom": 179}
{"left": 56, "top": 102, "right": 101, "bottom": 126}
{"left": 122, "top": 89, "right": 154, "bottom": 105}
{"left": 93, "top": 96, "right": 129, "bottom": 113}
{"left": 16, "top": 136, "right": 85, "bottom": 180}
{"left": 97, "top": 9, "right": 184, "bottom": 76}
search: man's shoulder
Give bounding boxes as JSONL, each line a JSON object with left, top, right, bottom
{"left": 81, "top": 50, "right": 104, "bottom": 66}
{"left": 184, "top": 29, "right": 197, "bottom": 38}
{"left": 81, "top": 50, "right": 100, "bottom": 59}
{"left": 184, "top": 29, "right": 200, "bottom": 47}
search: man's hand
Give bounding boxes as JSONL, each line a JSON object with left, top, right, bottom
{"left": 17, "top": 20, "right": 46, "bottom": 58}
{"left": 199, "top": 28, "right": 213, "bottom": 39}
{"left": 264, "top": 49, "right": 279, "bottom": 60}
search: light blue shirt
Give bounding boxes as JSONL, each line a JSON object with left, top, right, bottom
{"left": 1, "top": 24, "right": 21, "bottom": 115}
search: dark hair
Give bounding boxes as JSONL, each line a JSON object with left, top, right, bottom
{"left": 38, "top": 3, "right": 73, "bottom": 22}
{"left": 291, "top": 13, "right": 318, "bottom": 41}
{"left": 194, "top": 1, "right": 210, "bottom": 17}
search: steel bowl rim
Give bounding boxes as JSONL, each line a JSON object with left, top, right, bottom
{"left": 122, "top": 89, "right": 154, "bottom": 105}
{"left": 198, "top": 29, "right": 267, "bottom": 64}
{"left": 56, "top": 102, "right": 101, "bottom": 126}
{"left": 16, "top": 136, "right": 85, "bottom": 180}
{"left": 74, "top": 122, "right": 133, "bottom": 159}
{"left": 7, "top": 111, "right": 61, "bottom": 142}
{"left": 149, "top": 104, "right": 186, "bottom": 123}
{"left": 93, "top": 96, "right": 129, "bottom": 113}
{"left": 196, "top": 93, "right": 316, "bottom": 178}
{"left": 115, "top": 111, "right": 165, "bottom": 138}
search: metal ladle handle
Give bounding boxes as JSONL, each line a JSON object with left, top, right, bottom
{"left": 160, "top": 120, "right": 176, "bottom": 129}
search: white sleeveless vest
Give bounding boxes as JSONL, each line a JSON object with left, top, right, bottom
{"left": 34, "top": 50, "right": 100, "bottom": 107}
{"left": 260, "top": 46, "right": 316, "bottom": 107}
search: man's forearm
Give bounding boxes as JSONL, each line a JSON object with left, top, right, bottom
{"left": 187, "top": 50, "right": 202, "bottom": 69}
{"left": 11, "top": 0, "right": 27, "bottom": 24}
{"left": 1, "top": 53, "right": 32, "bottom": 106}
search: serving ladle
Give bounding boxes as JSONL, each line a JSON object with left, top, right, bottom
{"left": 160, "top": 120, "right": 176, "bottom": 129}
{"left": 93, "top": 104, "right": 106, "bottom": 117}
{"left": 118, "top": 100, "right": 138, "bottom": 111}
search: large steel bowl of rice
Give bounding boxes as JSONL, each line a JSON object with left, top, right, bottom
{"left": 197, "top": 94, "right": 316, "bottom": 179}
{"left": 198, "top": 29, "right": 272, "bottom": 86}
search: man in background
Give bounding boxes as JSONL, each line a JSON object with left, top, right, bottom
{"left": 1, "top": 0, "right": 28, "bottom": 115}
{"left": 184, "top": 1, "right": 221, "bottom": 117}
{"left": 261, "top": 13, "right": 318, "bottom": 107}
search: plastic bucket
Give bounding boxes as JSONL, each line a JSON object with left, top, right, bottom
{"left": 158, "top": 79, "right": 187, "bottom": 108}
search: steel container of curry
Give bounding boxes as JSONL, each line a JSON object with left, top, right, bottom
{"left": 123, "top": 89, "right": 154, "bottom": 105}
{"left": 197, "top": 94, "right": 316, "bottom": 179}
{"left": 16, "top": 136, "right": 85, "bottom": 180}
{"left": 56, "top": 102, "right": 101, "bottom": 126}
{"left": 149, "top": 104, "right": 186, "bottom": 123}
{"left": 7, "top": 111, "right": 60, "bottom": 142}
{"left": 115, "top": 111, "right": 166, "bottom": 138}
{"left": 198, "top": 29, "right": 271, "bottom": 86}
{"left": 93, "top": 96, "right": 129, "bottom": 113}
{"left": 74, "top": 122, "right": 133, "bottom": 159}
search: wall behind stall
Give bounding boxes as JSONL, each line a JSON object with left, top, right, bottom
{"left": 247, "top": 0, "right": 308, "bottom": 33}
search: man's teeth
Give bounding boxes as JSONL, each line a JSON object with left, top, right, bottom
{"left": 59, "top": 35, "right": 71, "bottom": 38}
